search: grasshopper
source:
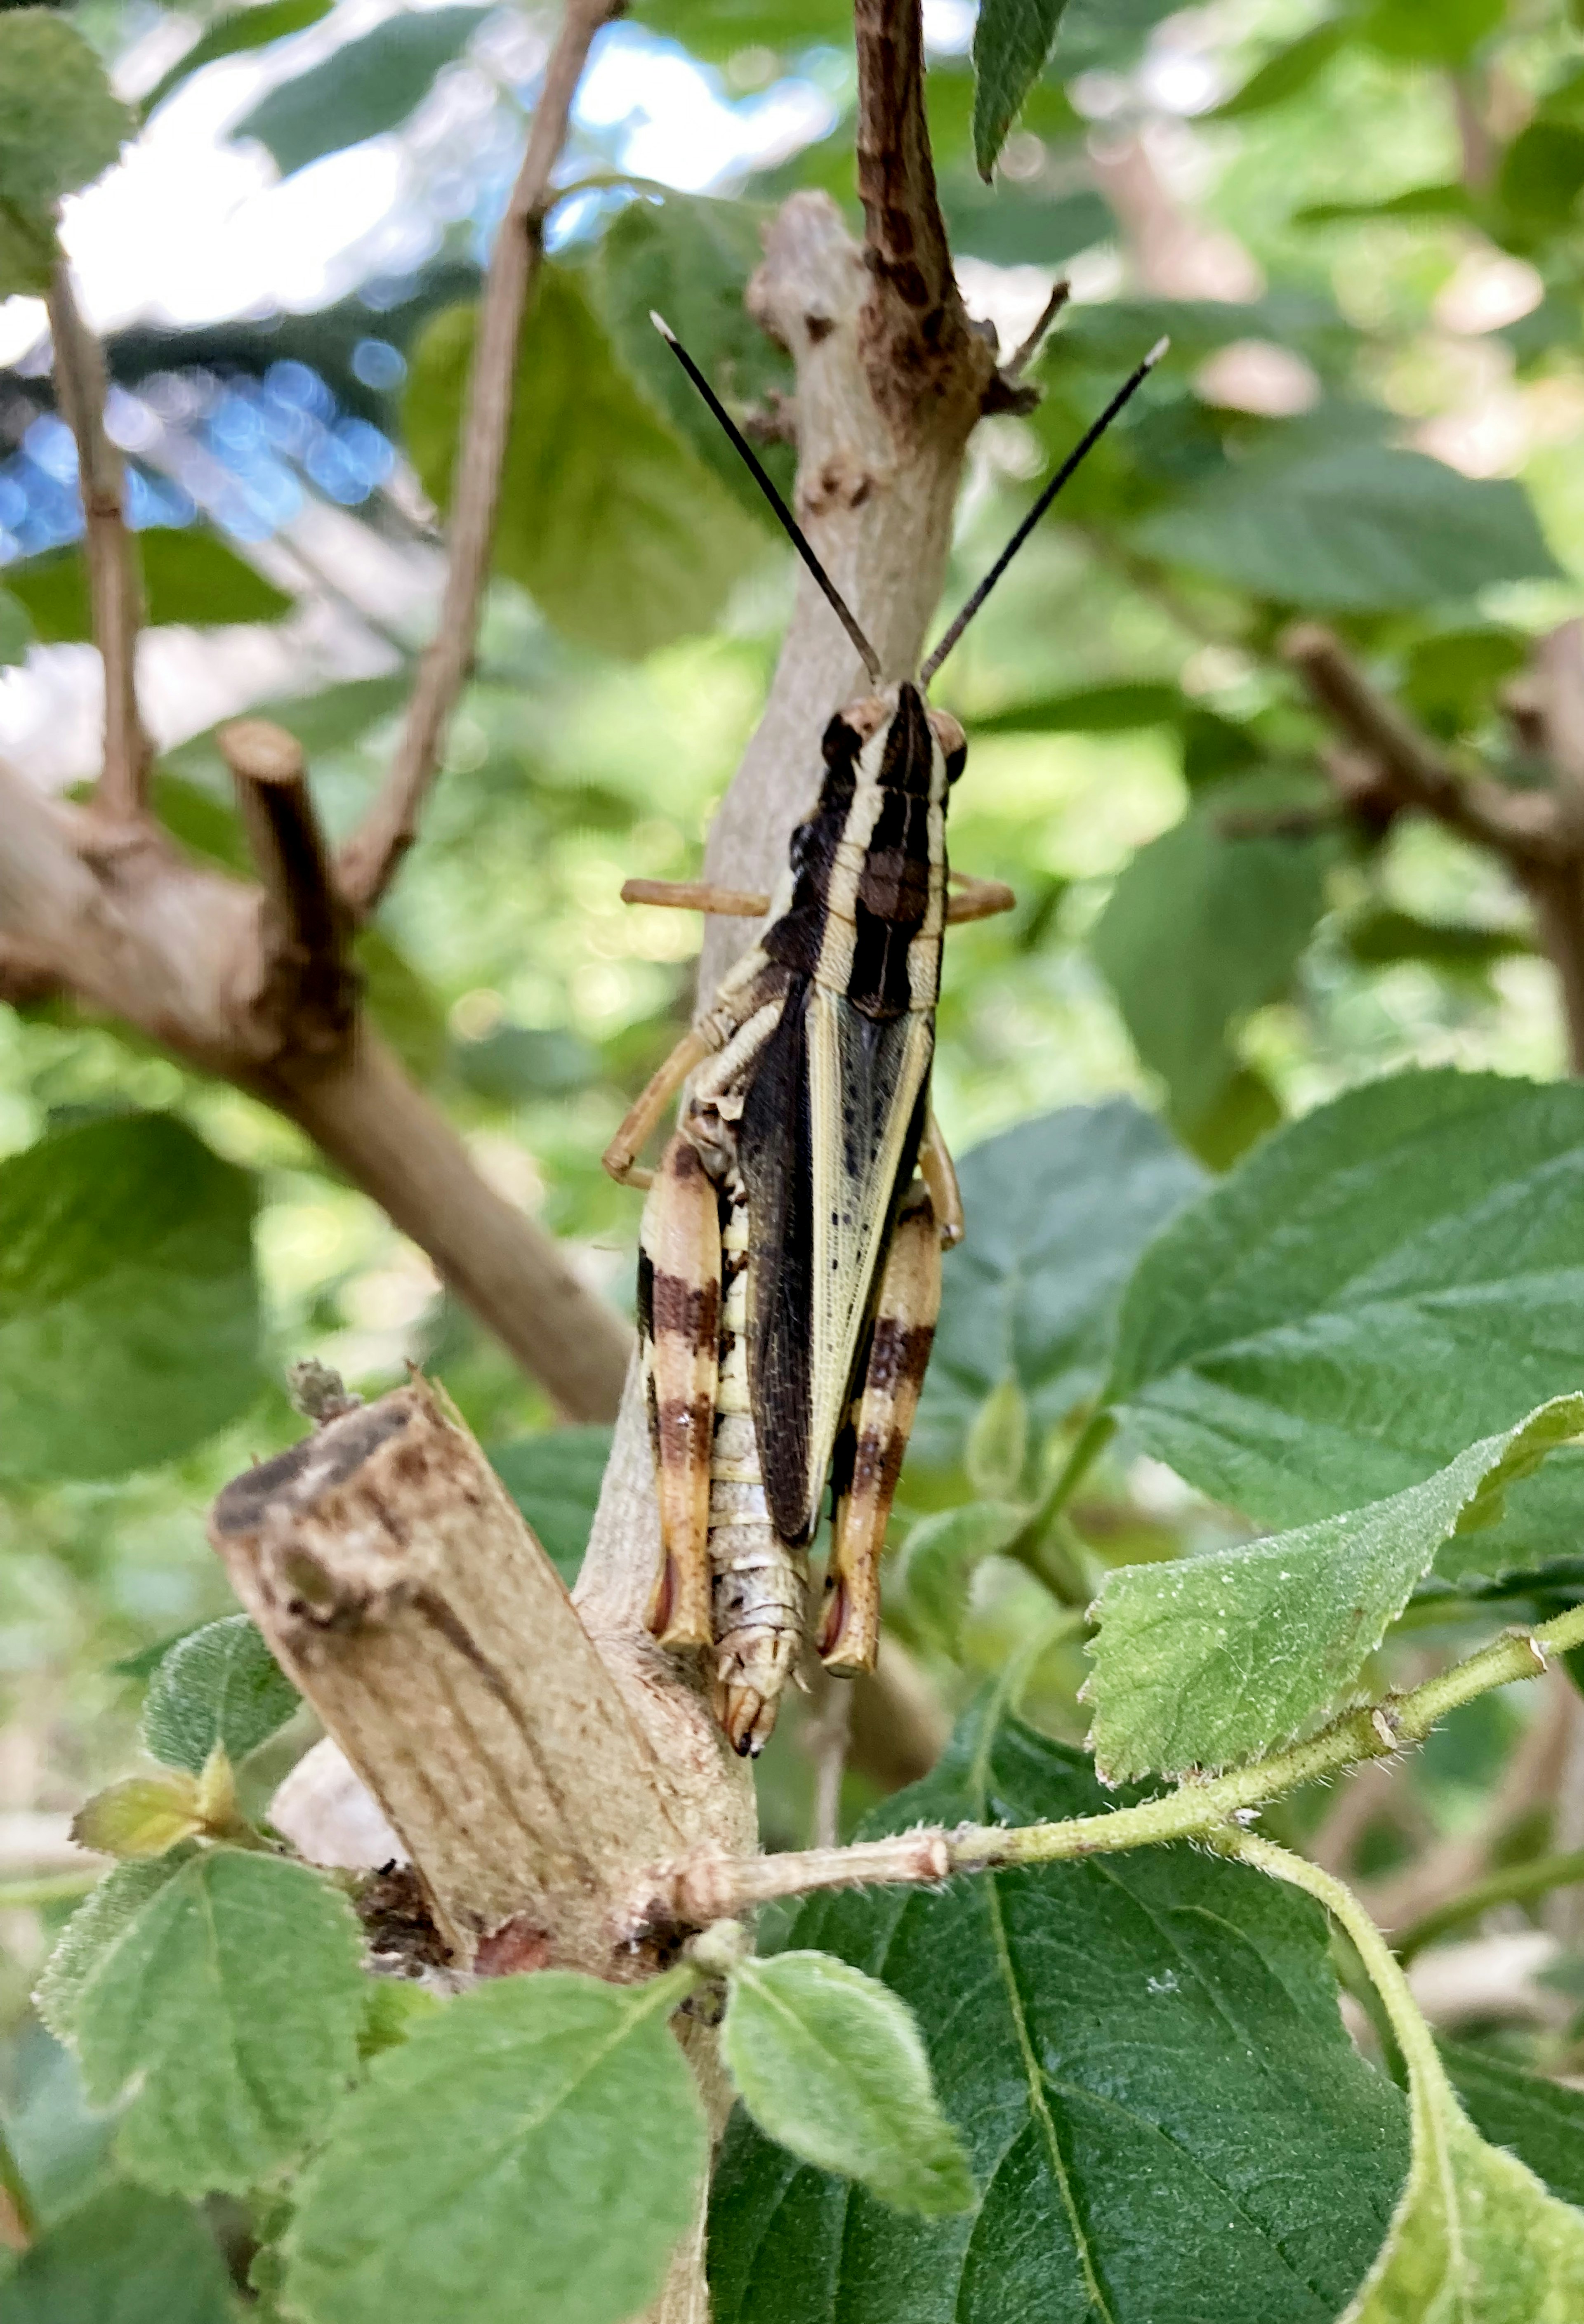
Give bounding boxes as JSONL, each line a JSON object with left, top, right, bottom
{"left": 604, "top": 314, "right": 1166, "bottom": 1753}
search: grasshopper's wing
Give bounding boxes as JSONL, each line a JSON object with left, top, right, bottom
{"left": 739, "top": 979, "right": 931, "bottom": 1545}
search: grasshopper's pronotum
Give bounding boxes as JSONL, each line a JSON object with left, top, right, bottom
{"left": 604, "top": 313, "right": 1166, "bottom": 1753}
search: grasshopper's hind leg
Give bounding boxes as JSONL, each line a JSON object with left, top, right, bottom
{"left": 818, "top": 1180, "right": 943, "bottom": 1676}
{"left": 603, "top": 1028, "right": 714, "bottom": 1188}
{"left": 639, "top": 1133, "right": 721, "bottom": 1648}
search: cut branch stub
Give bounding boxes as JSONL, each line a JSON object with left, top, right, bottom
{"left": 220, "top": 718, "right": 357, "bottom": 1058}
{"left": 210, "top": 1377, "right": 688, "bottom": 1971}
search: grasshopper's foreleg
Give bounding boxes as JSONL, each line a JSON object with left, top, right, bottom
{"left": 639, "top": 1132, "right": 721, "bottom": 1648}
{"left": 919, "top": 1106, "right": 964, "bottom": 1247}
{"left": 818, "top": 1181, "right": 943, "bottom": 1676}
{"left": 945, "top": 873, "right": 1016, "bottom": 925}
{"left": 602, "top": 1027, "right": 714, "bottom": 1188}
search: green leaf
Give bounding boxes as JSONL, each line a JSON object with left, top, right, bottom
{"left": 8, "top": 530, "right": 292, "bottom": 642}
{"left": 358, "top": 1977, "right": 443, "bottom": 2061}
{"left": 709, "top": 1702, "right": 1408, "bottom": 2324}
{"left": 938, "top": 177, "right": 1111, "bottom": 267}
{"left": 914, "top": 1102, "right": 1203, "bottom": 1472}
{"left": 0, "top": 587, "right": 31, "bottom": 667}
{"left": 1294, "top": 183, "right": 1473, "bottom": 226}
{"left": 2, "top": 2181, "right": 236, "bottom": 2324}
{"left": 283, "top": 1970, "right": 708, "bottom": 2324}
{"left": 0, "top": 1113, "right": 260, "bottom": 1483}
{"left": 144, "top": 0, "right": 332, "bottom": 115}
{"left": 35, "top": 1855, "right": 191, "bottom": 2046}
{"left": 141, "top": 1615, "right": 299, "bottom": 1776}
{"left": 0, "top": 12, "right": 132, "bottom": 293}
{"left": 1356, "top": 0, "right": 1504, "bottom": 63}
{"left": 970, "top": 681, "right": 1182, "bottom": 735}
{"left": 1497, "top": 120, "right": 1584, "bottom": 228}
{"left": 406, "top": 268, "right": 764, "bottom": 658}
{"left": 1440, "top": 2041, "right": 1584, "bottom": 2210}
{"left": 722, "top": 1952, "right": 974, "bottom": 2216}
{"left": 489, "top": 1426, "right": 614, "bottom": 1585}
{"left": 1340, "top": 1995, "right": 1584, "bottom": 2321}
{"left": 1106, "top": 1070, "right": 1584, "bottom": 1527}
{"left": 455, "top": 1022, "right": 600, "bottom": 1101}
{"left": 71, "top": 1848, "right": 366, "bottom": 2196}
{"left": 965, "top": 1375, "right": 1029, "bottom": 1498}
{"left": 71, "top": 1773, "right": 205, "bottom": 1859}
{"left": 1131, "top": 443, "right": 1561, "bottom": 613}
{"left": 901, "top": 1499, "right": 1028, "bottom": 1654}
{"left": 1208, "top": 21, "right": 1347, "bottom": 120}
{"left": 1340, "top": 903, "right": 1532, "bottom": 976}
{"left": 1400, "top": 625, "right": 1528, "bottom": 737}
{"left": 592, "top": 192, "right": 795, "bottom": 520}
{"left": 1090, "top": 773, "right": 1340, "bottom": 1132}
{"left": 232, "top": 6, "right": 490, "bottom": 177}
{"left": 355, "top": 929, "right": 449, "bottom": 1087}
{"left": 971, "top": 0, "right": 1076, "bottom": 177}
{"left": 1087, "top": 1395, "right": 1584, "bottom": 1782}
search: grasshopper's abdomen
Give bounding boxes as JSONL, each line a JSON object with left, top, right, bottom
{"left": 710, "top": 1176, "right": 807, "bottom": 1754}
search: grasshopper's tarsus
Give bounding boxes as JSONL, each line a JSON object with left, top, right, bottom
{"left": 603, "top": 1026, "right": 714, "bottom": 1186}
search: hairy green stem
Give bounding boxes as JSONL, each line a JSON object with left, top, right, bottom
{"left": 635, "top": 1603, "right": 1584, "bottom": 1929}
{"left": 1396, "top": 1844, "right": 1584, "bottom": 1963}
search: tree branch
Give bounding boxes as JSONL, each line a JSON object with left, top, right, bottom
{"left": 46, "top": 264, "right": 152, "bottom": 821}
{"left": 337, "top": 0, "right": 621, "bottom": 915}
{"left": 622, "top": 1607, "right": 1584, "bottom": 1937}
{"left": 220, "top": 719, "right": 356, "bottom": 1058}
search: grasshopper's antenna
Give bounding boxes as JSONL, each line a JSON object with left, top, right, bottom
{"left": 920, "top": 336, "right": 1169, "bottom": 688}
{"left": 650, "top": 312, "right": 885, "bottom": 688}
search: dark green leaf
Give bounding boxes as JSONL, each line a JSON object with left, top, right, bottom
{"left": 405, "top": 268, "right": 763, "bottom": 658}
{"left": 592, "top": 192, "right": 795, "bottom": 518}
{"left": 489, "top": 1426, "right": 613, "bottom": 1584}
{"left": 971, "top": 680, "right": 1181, "bottom": 734}
{"left": 141, "top": 1614, "right": 299, "bottom": 1775}
{"left": 1048, "top": 0, "right": 1183, "bottom": 75}
{"left": 939, "top": 177, "right": 1110, "bottom": 266}
{"left": 971, "top": 0, "right": 1075, "bottom": 177}
{"left": 143, "top": 0, "right": 333, "bottom": 117}
{"left": 0, "top": 587, "right": 30, "bottom": 667}
{"left": 8, "top": 529, "right": 292, "bottom": 641}
{"left": 1178, "top": 1064, "right": 1283, "bottom": 1171}
{"left": 455, "top": 1023, "right": 601, "bottom": 1102}
{"left": 1131, "top": 444, "right": 1561, "bottom": 612}
{"left": 1356, "top": 0, "right": 1504, "bottom": 63}
{"left": 1294, "top": 182, "right": 1473, "bottom": 226}
{"left": 1106, "top": 1069, "right": 1584, "bottom": 1527}
{"left": 1207, "top": 22, "right": 1347, "bottom": 120}
{"left": 1400, "top": 625, "right": 1530, "bottom": 735}
{"left": 722, "top": 1953, "right": 974, "bottom": 2214}
{"left": 0, "top": 1113, "right": 260, "bottom": 1482}
{"left": 232, "top": 6, "right": 490, "bottom": 177}
{"left": 710, "top": 1702, "right": 1407, "bottom": 2324}
{"left": 1340, "top": 903, "right": 1533, "bottom": 974}
{"left": 915, "top": 1103, "right": 1202, "bottom": 1471}
{"left": 1087, "top": 1396, "right": 1584, "bottom": 1782}
{"left": 1090, "top": 772, "right": 1340, "bottom": 1131}
{"left": 283, "top": 1970, "right": 707, "bottom": 2324}
{"left": 3, "top": 2182, "right": 235, "bottom": 2324}
{"left": 1440, "top": 2042, "right": 1584, "bottom": 2210}
{"left": 1497, "top": 120, "right": 1584, "bottom": 227}
{"left": 0, "top": 12, "right": 131, "bottom": 292}
{"left": 71, "top": 1849, "right": 367, "bottom": 2195}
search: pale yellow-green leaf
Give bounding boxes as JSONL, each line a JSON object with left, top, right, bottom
{"left": 70, "top": 1774, "right": 203, "bottom": 1860}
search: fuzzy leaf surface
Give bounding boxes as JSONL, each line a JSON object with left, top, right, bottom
{"left": 723, "top": 1953, "right": 974, "bottom": 2215}
{"left": 2, "top": 2181, "right": 236, "bottom": 2324}
{"left": 141, "top": 1614, "right": 299, "bottom": 1775}
{"left": 0, "top": 12, "right": 131, "bottom": 291}
{"left": 283, "top": 1971, "right": 707, "bottom": 2324}
{"left": 1087, "top": 1395, "right": 1584, "bottom": 1781}
{"left": 915, "top": 1101, "right": 1202, "bottom": 1472}
{"left": 0, "top": 1114, "right": 259, "bottom": 1482}
{"left": 710, "top": 1702, "right": 1407, "bottom": 2324}
{"left": 405, "top": 266, "right": 762, "bottom": 658}
{"left": 71, "top": 1848, "right": 365, "bottom": 2194}
{"left": 1107, "top": 1070, "right": 1584, "bottom": 1527}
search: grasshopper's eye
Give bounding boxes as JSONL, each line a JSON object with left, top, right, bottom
{"left": 929, "top": 709, "right": 967, "bottom": 784}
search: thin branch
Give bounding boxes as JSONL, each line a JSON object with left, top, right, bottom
{"left": 338, "top": 0, "right": 620, "bottom": 916}
{"left": 46, "top": 264, "right": 152, "bottom": 820}
{"left": 220, "top": 719, "right": 356, "bottom": 1056}
{"left": 1281, "top": 621, "right": 1563, "bottom": 865}
{"left": 623, "top": 1605, "right": 1584, "bottom": 1935}
{"left": 1005, "top": 278, "right": 1071, "bottom": 381}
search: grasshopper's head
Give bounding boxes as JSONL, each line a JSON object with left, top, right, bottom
{"left": 823, "top": 681, "right": 967, "bottom": 811}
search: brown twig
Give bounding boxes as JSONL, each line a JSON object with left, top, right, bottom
{"left": 1005, "top": 278, "right": 1071, "bottom": 382}
{"left": 220, "top": 719, "right": 356, "bottom": 1057}
{"left": 337, "top": 0, "right": 622, "bottom": 915}
{"left": 46, "top": 264, "right": 152, "bottom": 820}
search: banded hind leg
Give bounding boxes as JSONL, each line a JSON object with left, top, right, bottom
{"left": 638, "top": 1132, "right": 721, "bottom": 1647}
{"left": 818, "top": 1179, "right": 943, "bottom": 1675}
